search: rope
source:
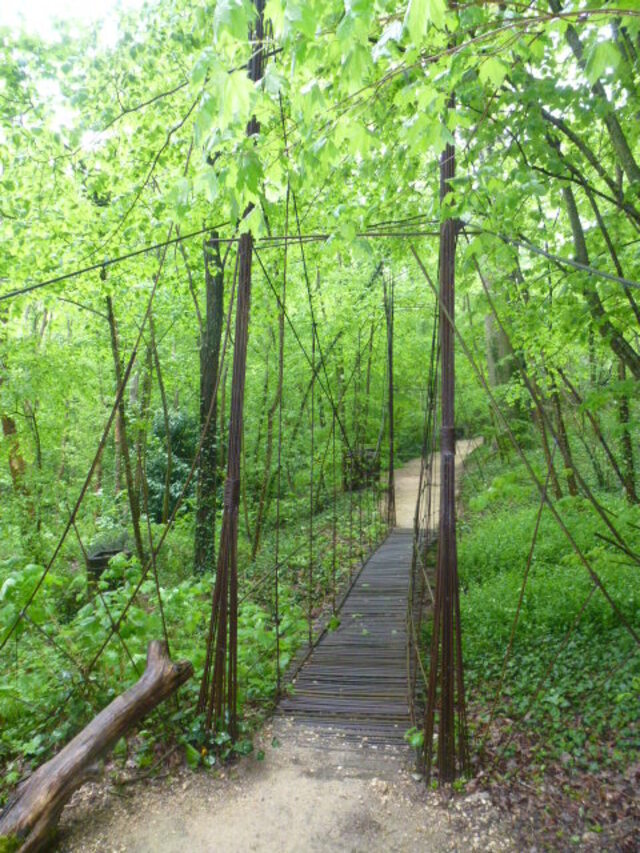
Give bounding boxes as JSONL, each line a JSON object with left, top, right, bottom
{"left": 0, "top": 222, "right": 228, "bottom": 303}
{"left": 273, "top": 180, "right": 289, "bottom": 693}
{"left": 308, "top": 323, "right": 316, "bottom": 648}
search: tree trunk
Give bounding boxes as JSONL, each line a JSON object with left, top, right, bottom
{"left": 549, "top": 0, "right": 640, "bottom": 185}
{"left": 106, "top": 296, "right": 145, "bottom": 564}
{"left": 134, "top": 344, "right": 153, "bottom": 506}
{"left": 484, "top": 312, "right": 514, "bottom": 388}
{"left": 194, "top": 235, "right": 225, "bottom": 574}
{"left": 550, "top": 379, "right": 578, "bottom": 497}
{"left": 0, "top": 309, "right": 26, "bottom": 492}
{"left": 562, "top": 179, "right": 640, "bottom": 380}
{"left": 0, "top": 642, "right": 192, "bottom": 853}
{"left": 617, "top": 360, "right": 638, "bottom": 504}
{"left": 2, "top": 414, "right": 26, "bottom": 491}
{"left": 558, "top": 367, "right": 629, "bottom": 496}
{"left": 534, "top": 407, "right": 563, "bottom": 500}
{"left": 149, "top": 314, "right": 172, "bottom": 524}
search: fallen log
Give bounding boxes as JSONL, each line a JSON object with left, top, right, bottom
{"left": 0, "top": 641, "right": 193, "bottom": 853}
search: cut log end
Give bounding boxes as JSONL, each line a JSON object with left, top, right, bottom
{"left": 0, "top": 641, "right": 193, "bottom": 853}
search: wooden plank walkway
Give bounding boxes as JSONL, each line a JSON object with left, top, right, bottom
{"left": 279, "top": 529, "right": 414, "bottom": 745}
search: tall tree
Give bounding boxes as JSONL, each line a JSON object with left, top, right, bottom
{"left": 194, "top": 235, "right": 225, "bottom": 574}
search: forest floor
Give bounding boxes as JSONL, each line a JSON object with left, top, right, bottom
{"left": 57, "top": 444, "right": 517, "bottom": 853}
{"left": 57, "top": 719, "right": 515, "bottom": 852}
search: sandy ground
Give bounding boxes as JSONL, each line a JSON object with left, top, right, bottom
{"left": 394, "top": 439, "right": 482, "bottom": 528}
{"left": 56, "top": 441, "right": 512, "bottom": 853}
{"left": 57, "top": 721, "right": 513, "bottom": 853}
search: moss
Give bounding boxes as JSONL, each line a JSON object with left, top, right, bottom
{"left": 0, "top": 834, "right": 21, "bottom": 853}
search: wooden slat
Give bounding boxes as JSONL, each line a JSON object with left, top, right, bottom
{"left": 279, "top": 530, "right": 414, "bottom": 745}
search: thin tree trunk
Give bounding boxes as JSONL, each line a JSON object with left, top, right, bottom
{"left": 562, "top": 184, "right": 640, "bottom": 380}
{"left": 534, "top": 407, "right": 563, "bottom": 500}
{"left": 114, "top": 416, "right": 122, "bottom": 497}
{"left": 550, "top": 379, "right": 578, "bottom": 497}
{"left": 148, "top": 314, "right": 172, "bottom": 524}
{"left": 2, "top": 414, "right": 26, "bottom": 491}
{"left": 558, "top": 367, "right": 629, "bottom": 496}
{"left": 0, "top": 311, "right": 26, "bottom": 491}
{"left": 549, "top": 0, "right": 640, "bottom": 185}
{"left": 134, "top": 344, "right": 153, "bottom": 506}
{"left": 617, "top": 361, "right": 638, "bottom": 504}
{"left": 195, "top": 235, "right": 225, "bottom": 574}
{"left": 106, "top": 296, "right": 145, "bottom": 564}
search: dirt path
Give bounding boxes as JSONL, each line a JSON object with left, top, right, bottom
{"left": 57, "top": 440, "right": 513, "bottom": 852}
{"left": 393, "top": 439, "right": 482, "bottom": 529}
{"left": 58, "top": 720, "right": 512, "bottom": 853}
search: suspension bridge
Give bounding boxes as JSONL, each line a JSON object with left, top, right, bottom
{"left": 280, "top": 440, "right": 480, "bottom": 746}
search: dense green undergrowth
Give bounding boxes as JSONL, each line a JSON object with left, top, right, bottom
{"left": 0, "top": 486, "right": 385, "bottom": 801}
{"left": 457, "top": 443, "right": 639, "bottom": 774}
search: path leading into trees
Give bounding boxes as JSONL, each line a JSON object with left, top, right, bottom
{"left": 58, "top": 439, "right": 514, "bottom": 853}
{"left": 279, "top": 437, "right": 482, "bottom": 745}
{"left": 279, "top": 528, "right": 414, "bottom": 743}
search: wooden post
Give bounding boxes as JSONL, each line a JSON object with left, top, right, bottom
{"left": 423, "top": 99, "right": 469, "bottom": 784}
{"left": 383, "top": 270, "right": 396, "bottom": 527}
{"left": 199, "top": 0, "right": 266, "bottom": 738}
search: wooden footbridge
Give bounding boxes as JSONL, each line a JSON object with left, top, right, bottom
{"left": 279, "top": 442, "right": 480, "bottom": 746}
{"left": 280, "top": 528, "right": 415, "bottom": 744}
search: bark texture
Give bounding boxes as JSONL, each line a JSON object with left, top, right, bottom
{"left": 0, "top": 642, "right": 192, "bottom": 853}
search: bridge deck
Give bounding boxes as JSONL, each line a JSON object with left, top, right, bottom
{"left": 279, "top": 529, "right": 415, "bottom": 745}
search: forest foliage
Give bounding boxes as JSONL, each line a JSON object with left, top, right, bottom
{"left": 0, "top": 0, "right": 639, "bottom": 837}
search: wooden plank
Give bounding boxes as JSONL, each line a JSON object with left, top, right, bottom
{"left": 279, "top": 530, "right": 414, "bottom": 745}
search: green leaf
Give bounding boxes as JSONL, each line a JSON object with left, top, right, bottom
{"left": 265, "top": 0, "right": 285, "bottom": 37}
{"left": 403, "top": 0, "right": 445, "bottom": 43}
{"left": 339, "top": 221, "right": 357, "bottom": 242}
{"left": 404, "top": 726, "right": 425, "bottom": 749}
{"left": 285, "top": 0, "right": 317, "bottom": 39}
{"left": 234, "top": 738, "right": 254, "bottom": 755}
{"left": 214, "top": 0, "right": 252, "bottom": 43}
{"left": 585, "top": 41, "right": 620, "bottom": 85}
{"left": 185, "top": 743, "right": 201, "bottom": 769}
{"left": 479, "top": 57, "right": 508, "bottom": 88}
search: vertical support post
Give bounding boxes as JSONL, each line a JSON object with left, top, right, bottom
{"left": 348, "top": 454, "right": 354, "bottom": 578}
{"left": 274, "top": 186, "right": 288, "bottom": 694}
{"left": 308, "top": 323, "right": 315, "bottom": 647}
{"left": 356, "top": 331, "right": 364, "bottom": 560}
{"left": 331, "top": 413, "right": 337, "bottom": 614}
{"left": 383, "top": 271, "right": 396, "bottom": 527}
{"left": 199, "top": 0, "right": 266, "bottom": 738}
{"left": 423, "top": 98, "right": 469, "bottom": 783}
